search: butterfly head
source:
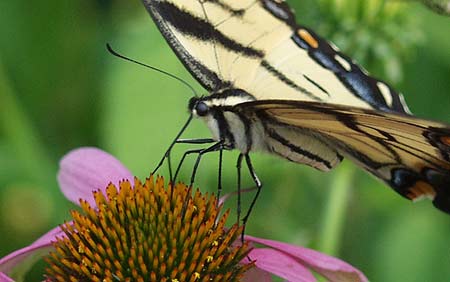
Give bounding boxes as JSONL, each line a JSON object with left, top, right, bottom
{"left": 188, "top": 95, "right": 222, "bottom": 142}
{"left": 189, "top": 96, "right": 210, "bottom": 117}
{"left": 188, "top": 89, "right": 255, "bottom": 117}
{"left": 188, "top": 89, "right": 256, "bottom": 147}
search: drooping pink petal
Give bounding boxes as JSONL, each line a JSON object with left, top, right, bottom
{"left": 0, "top": 272, "right": 14, "bottom": 282}
{"left": 57, "top": 147, "right": 133, "bottom": 207}
{"left": 0, "top": 226, "right": 65, "bottom": 277}
{"left": 246, "top": 236, "right": 368, "bottom": 282}
{"left": 247, "top": 248, "right": 316, "bottom": 282}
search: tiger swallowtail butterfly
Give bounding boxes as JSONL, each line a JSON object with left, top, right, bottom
{"left": 141, "top": 0, "right": 450, "bottom": 214}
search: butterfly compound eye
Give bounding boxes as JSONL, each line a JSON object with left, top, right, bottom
{"left": 195, "top": 101, "right": 209, "bottom": 116}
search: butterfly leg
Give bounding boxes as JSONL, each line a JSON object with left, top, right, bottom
{"left": 217, "top": 147, "right": 224, "bottom": 201}
{"left": 173, "top": 148, "right": 204, "bottom": 183}
{"left": 236, "top": 154, "right": 263, "bottom": 241}
{"left": 189, "top": 140, "right": 225, "bottom": 186}
{"left": 242, "top": 154, "right": 262, "bottom": 231}
{"left": 172, "top": 139, "right": 217, "bottom": 182}
{"left": 152, "top": 114, "right": 193, "bottom": 180}
{"left": 214, "top": 143, "right": 233, "bottom": 200}
{"left": 236, "top": 153, "right": 244, "bottom": 225}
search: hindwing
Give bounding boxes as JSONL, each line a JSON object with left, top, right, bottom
{"left": 237, "top": 100, "right": 450, "bottom": 212}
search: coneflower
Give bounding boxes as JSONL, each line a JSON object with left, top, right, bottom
{"left": 45, "top": 176, "right": 252, "bottom": 282}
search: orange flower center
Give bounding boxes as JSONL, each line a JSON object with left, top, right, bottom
{"left": 45, "top": 176, "right": 252, "bottom": 282}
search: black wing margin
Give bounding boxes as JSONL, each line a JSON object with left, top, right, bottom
{"left": 142, "top": 0, "right": 233, "bottom": 91}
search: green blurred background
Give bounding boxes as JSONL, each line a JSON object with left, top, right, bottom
{"left": 1, "top": 0, "right": 449, "bottom": 281}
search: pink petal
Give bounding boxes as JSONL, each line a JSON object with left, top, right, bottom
{"left": 31, "top": 225, "right": 66, "bottom": 247}
{"left": 0, "top": 272, "right": 14, "bottom": 282}
{"left": 247, "top": 248, "right": 316, "bottom": 282}
{"left": 242, "top": 267, "right": 273, "bottom": 282}
{"left": 246, "top": 236, "right": 368, "bottom": 282}
{"left": 57, "top": 147, "right": 133, "bottom": 207}
{"left": 0, "top": 226, "right": 65, "bottom": 276}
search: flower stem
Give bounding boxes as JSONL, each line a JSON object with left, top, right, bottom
{"left": 317, "top": 162, "right": 354, "bottom": 256}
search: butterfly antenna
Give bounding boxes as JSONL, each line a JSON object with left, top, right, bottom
{"left": 106, "top": 43, "right": 198, "bottom": 97}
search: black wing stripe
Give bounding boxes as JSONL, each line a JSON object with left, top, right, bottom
{"left": 154, "top": 1, "right": 264, "bottom": 58}
{"left": 360, "top": 124, "right": 440, "bottom": 149}
{"left": 331, "top": 130, "right": 444, "bottom": 169}
{"left": 261, "top": 60, "right": 322, "bottom": 101}
{"left": 323, "top": 127, "right": 444, "bottom": 171}
{"left": 271, "top": 148, "right": 298, "bottom": 163}
{"left": 334, "top": 133, "right": 400, "bottom": 164}
{"left": 334, "top": 114, "right": 402, "bottom": 162}
{"left": 143, "top": 0, "right": 231, "bottom": 91}
{"left": 206, "top": 0, "right": 247, "bottom": 17}
{"left": 303, "top": 74, "right": 330, "bottom": 96}
{"left": 265, "top": 127, "right": 333, "bottom": 170}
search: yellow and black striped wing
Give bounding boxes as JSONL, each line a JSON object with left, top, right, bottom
{"left": 238, "top": 100, "right": 450, "bottom": 212}
{"left": 142, "top": 0, "right": 409, "bottom": 113}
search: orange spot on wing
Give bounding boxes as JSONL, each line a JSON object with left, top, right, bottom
{"left": 406, "top": 181, "right": 436, "bottom": 202}
{"left": 441, "top": 136, "right": 450, "bottom": 146}
{"left": 298, "top": 29, "right": 319, "bottom": 49}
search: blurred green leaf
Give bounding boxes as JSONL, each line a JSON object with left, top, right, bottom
{"left": 422, "top": 0, "right": 450, "bottom": 15}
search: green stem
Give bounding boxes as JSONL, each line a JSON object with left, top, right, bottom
{"left": 317, "top": 162, "right": 354, "bottom": 256}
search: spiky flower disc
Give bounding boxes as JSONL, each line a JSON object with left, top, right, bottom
{"left": 45, "top": 176, "right": 252, "bottom": 282}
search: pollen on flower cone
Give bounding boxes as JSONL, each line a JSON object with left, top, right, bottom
{"left": 45, "top": 176, "right": 252, "bottom": 282}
